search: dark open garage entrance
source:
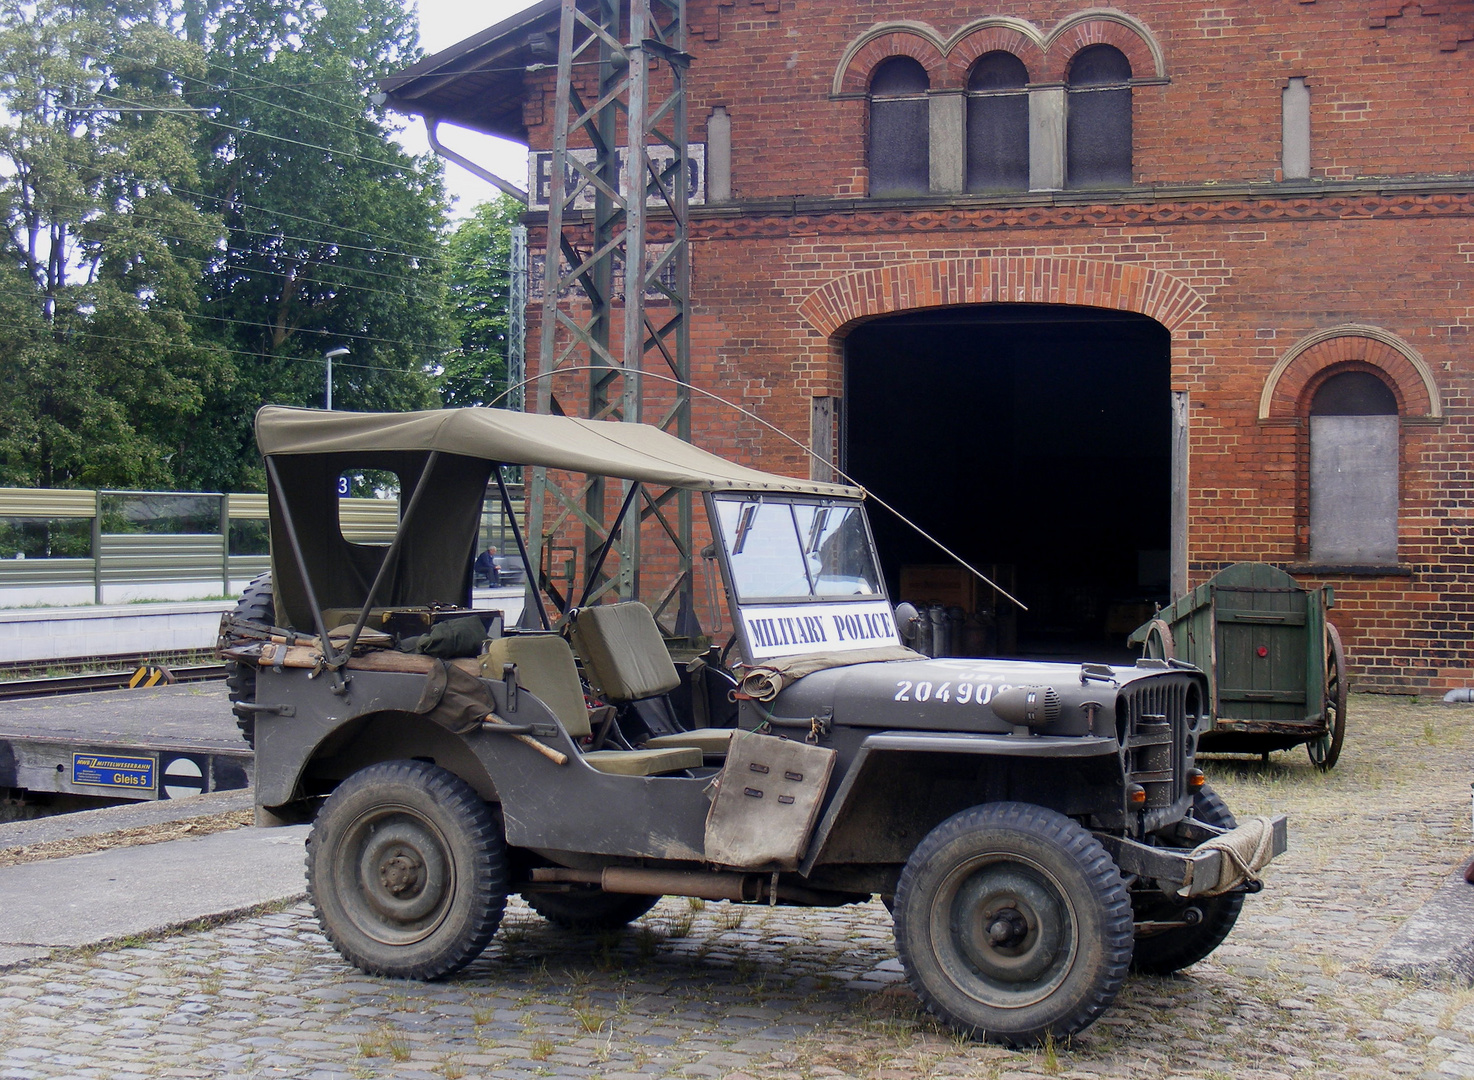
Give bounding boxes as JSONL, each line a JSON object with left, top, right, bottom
{"left": 843, "top": 304, "right": 1172, "bottom": 660}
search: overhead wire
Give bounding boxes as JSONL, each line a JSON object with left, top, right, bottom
{"left": 21, "top": 39, "right": 524, "bottom": 262}
{"left": 0, "top": 279, "right": 471, "bottom": 360}
{"left": 14, "top": 197, "right": 513, "bottom": 306}
{"left": 105, "top": 86, "right": 441, "bottom": 184}
{"left": 0, "top": 312, "right": 447, "bottom": 378}
{"left": 38, "top": 190, "right": 464, "bottom": 268}
{"left": 487, "top": 365, "right": 1030, "bottom": 612}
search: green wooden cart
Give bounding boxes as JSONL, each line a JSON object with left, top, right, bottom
{"left": 1128, "top": 562, "right": 1347, "bottom": 770}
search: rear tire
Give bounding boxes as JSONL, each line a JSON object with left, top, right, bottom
{"left": 525, "top": 888, "right": 660, "bottom": 930}
{"left": 892, "top": 802, "right": 1134, "bottom": 1045}
{"left": 307, "top": 760, "right": 508, "bottom": 980}
{"left": 224, "top": 573, "right": 274, "bottom": 748}
{"left": 1129, "top": 786, "right": 1245, "bottom": 975}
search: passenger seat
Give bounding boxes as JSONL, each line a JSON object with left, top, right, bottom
{"left": 479, "top": 634, "right": 702, "bottom": 776}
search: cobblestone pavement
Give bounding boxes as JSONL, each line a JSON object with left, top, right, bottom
{"left": 2, "top": 694, "right": 1473, "bottom": 1079}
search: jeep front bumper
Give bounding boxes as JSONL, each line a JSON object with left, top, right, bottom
{"left": 1095, "top": 814, "right": 1290, "bottom": 897}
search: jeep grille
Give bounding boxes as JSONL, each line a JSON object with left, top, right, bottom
{"left": 1117, "top": 674, "right": 1196, "bottom": 810}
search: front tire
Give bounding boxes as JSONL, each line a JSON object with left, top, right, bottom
{"left": 892, "top": 802, "right": 1134, "bottom": 1045}
{"left": 1129, "top": 786, "right": 1245, "bottom": 975}
{"left": 307, "top": 760, "right": 507, "bottom": 980}
{"left": 525, "top": 888, "right": 660, "bottom": 930}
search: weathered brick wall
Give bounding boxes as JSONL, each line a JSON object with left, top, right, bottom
{"left": 518, "top": 2, "right": 1474, "bottom": 692}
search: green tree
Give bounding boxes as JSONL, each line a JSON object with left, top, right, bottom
{"left": 441, "top": 195, "right": 519, "bottom": 408}
{"left": 0, "top": 0, "right": 231, "bottom": 488}
{"left": 184, "top": 0, "right": 453, "bottom": 491}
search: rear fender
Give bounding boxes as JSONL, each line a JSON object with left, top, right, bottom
{"left": 253, "top": 666, "right": 497, "bottom": 808}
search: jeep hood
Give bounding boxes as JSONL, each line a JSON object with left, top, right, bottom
{"left": 771, "top": 655, "right": 1174, "bottom": 736}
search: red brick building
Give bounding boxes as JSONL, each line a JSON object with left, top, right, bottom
{"left": 386, "top": 1, "right": 1474, "bottom": 693}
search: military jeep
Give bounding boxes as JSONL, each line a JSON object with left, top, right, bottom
{"left": 220, "top": 405, "right": 1287, "bottom": 1045}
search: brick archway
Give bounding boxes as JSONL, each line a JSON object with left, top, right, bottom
{"left": 1258, "top": 324, "right": 1441, "bottom": 420}
{"left": 797, "top": 256, "right": 1207, "bottom": 338}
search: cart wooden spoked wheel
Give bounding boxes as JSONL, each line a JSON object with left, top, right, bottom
{"left": 1140, "top": 619, "right": 1175, "bottom": 661}
{"left": 1307, "top": 622, "right": 1347, "bottom": 771}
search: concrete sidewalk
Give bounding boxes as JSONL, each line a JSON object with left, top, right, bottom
{"left": 0, "top": 794, "right": 309, "bottom": 970}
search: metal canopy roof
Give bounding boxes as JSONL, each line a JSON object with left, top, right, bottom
{"left": 378, "top": 0, "right": 560, "bottom": 141}
{"left": 255, "top": 406, "right": 861, "bottom": 498}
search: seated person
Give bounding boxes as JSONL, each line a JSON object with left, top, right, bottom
{"left": 472, "top": 544, "right": 501, "bottom": 587}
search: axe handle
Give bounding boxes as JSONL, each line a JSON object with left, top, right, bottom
{"left": 485, "top": 714, "right": 569, "bottom": 765}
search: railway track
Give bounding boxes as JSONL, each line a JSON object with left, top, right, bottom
{"left": 0, "top": 663, "right": 228, "bottom": 700}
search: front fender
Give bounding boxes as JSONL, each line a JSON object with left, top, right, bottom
{"left": 799, "top": 730, "right": 1126, "bottom": 874}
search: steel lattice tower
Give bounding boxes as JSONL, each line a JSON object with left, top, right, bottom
{"left": 527, "top": 0, "right": 695, "bottom": 634}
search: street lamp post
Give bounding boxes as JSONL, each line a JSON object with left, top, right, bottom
{"left": 323, "top": 347, "right": 350, "bottom": 410}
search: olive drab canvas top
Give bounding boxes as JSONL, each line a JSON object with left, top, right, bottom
{"left": 254, "top": 406, "right": 862, "bottom": 499}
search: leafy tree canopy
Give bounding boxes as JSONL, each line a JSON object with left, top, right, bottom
{"left": 0, "top": 0, "right": 231, "bottom": 488}
{"left": 183, "top": 0, "right": 452, "bottom": 491}
{"left": 441, "top": 194, "right": 520, "bottom": 409}
{"left": 0, "top": 0, "right": 520, "bottom": 497}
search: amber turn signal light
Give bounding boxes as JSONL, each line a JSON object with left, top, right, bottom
{"left": 1127, "top": 783, "right": 1147, "bottom": 804}
{"left": 1186, "top": 767, "right": 1206, "bottom": 788}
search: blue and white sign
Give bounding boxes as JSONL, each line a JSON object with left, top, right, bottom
{"left": 73, "top": 752, "right": 157, "bottom": 792}
{"left": 740, "top": 600, "right": 900, "bottom": 660}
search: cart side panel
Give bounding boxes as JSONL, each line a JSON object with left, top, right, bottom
{"left": 1213, "top": 584, "right": 1310, "bottom": 725}
{"left": 1172, "top": 588, "right": 1216, "bottom": 681}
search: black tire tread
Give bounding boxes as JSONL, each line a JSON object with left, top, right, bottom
{"left": 893, "top": 801, "right": 1134, "bottom": 1045}
{"left": 1130, "top": 786, "right": 1245, "bottom": 975}
{"left": 525, "top": 889, "right": 661, "bottom": 931}
{"left": 307, "top": 759, "right": 508, "bottom": 981}
{"left": 224, "top": 573, "right": 274, "bottom": 748}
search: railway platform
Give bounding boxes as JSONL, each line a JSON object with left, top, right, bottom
{"left": 0, "top": 682, "right": 250, "bottom": 805}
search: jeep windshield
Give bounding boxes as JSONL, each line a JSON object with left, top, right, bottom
{"left": 713, "top": 496, "right": 880, "bottom": 602}
{"left": 712, "top": 495, "right": 899, "bottom": 661}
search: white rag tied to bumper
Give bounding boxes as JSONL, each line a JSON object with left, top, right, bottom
{"left": 1181, "top": 815, "right": 1279, "bottom": 897}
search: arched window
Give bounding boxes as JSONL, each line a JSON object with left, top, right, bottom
{"left": 868, "top": 57, "right": 929, "bottom": 198}
{"left": 1066, "top": 45, "right": 1132, "bottom": 188}
{"left": 1309, "top": 371, "right": 1399, "bottom": 564}
{"left": 966, "top": 52, "right": 1029, "bottom": 192}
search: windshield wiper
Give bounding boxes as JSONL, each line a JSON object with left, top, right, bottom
{"left": 732, "top": 502, "right": 758, "bottom": 555}
{"left": 804, "top": 506, "right": 830, "bottom": 555}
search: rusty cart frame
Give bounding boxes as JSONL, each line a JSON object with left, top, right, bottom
{"left": 1128, "top": 562, "right": 1346, "bottom": 769}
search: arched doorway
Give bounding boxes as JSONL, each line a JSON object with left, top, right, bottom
{"left": 843, "top": 303, "right": 1171, "bottom": 659}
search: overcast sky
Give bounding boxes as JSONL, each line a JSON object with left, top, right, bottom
{"left": 401, "top": 0, "right": 539, "bottom": 217}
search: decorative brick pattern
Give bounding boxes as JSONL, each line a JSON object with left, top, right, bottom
{"left": 834, "top": 15, "right": 1161, "bottom": 95}
{"left": 1038, "top": 18, "right": 1159, "bottom": 83}
{"left": 1262, "top": 330, "right": 1439, "bottom": 420}
{"left": 839, "top": 31, "right": 948, "bottom": 93}
{"left": 946, "top": 25, "right": 1045, "bottom": 85}
{"left": 796, "top": 257, "right": 1206, "bottom": 338}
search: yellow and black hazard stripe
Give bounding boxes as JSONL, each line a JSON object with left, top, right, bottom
{"left": 128, "top": 664, "right": 176, "bottom": 688}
